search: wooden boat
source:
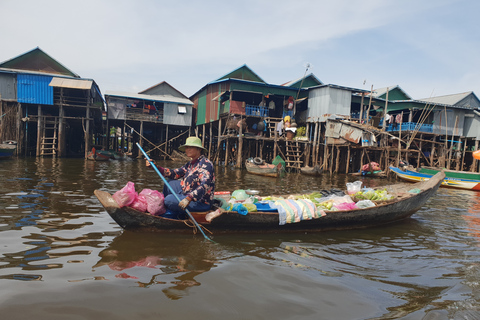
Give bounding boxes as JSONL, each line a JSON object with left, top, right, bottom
{"left": 0, "top": 141, "right": 17, "bottom": 159}
{"left": 94, "top": 171, "right": 445, "bottom": 234}
{"left": 419, "top": 166, "right": 480, "bottom": 181}
{"left": 390, "top": 166, "right": 480, "bottom": 191}
{"left": 351, "top": 170, "right": 387, "bottom": 178}
{"left": 245, "top": 160, "right": 283, "bottom": 178}
{"left": 300, "top": 166, "right": 323, "bottom": 176}
{"left": 87, "top": 148, "right": 110, "bottom": 161}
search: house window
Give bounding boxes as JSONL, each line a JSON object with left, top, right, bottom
{"left": 178, "top": 106, "right": 187, "bottom": 114}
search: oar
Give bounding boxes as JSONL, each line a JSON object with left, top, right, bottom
{"left": 136, "top": 143, "right": 214, "bottom": 242}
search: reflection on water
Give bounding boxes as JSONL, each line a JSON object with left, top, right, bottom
{"left": 95, "top": 233, "right": 218, "bottom": 299}
{"left": 0, "top": 158, "right": 479, "bottom": 319}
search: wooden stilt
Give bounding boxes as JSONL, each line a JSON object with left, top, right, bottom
{"left": 209, "top": 122, "right": 212, "bottom": 159}
{"left": 216, "top": 118, "right": 222, "bottom": 165}
{"left": 36, "top": 105, "right": 42, "bottom": 157}
{"left": 335, "top": 146, "right": 340, "bottom": 173}
{"left": 84, "top": 107, "right": 90, "bottom": 159}
{"left": 346, "top": 145, "right": 351, "bottom": 173}
{"left": 225, "top": 137, "right": 229, "bottom": 166}
{"left": 236, "top": 116, "right": 243, "bottom": 168}
{"left": 472, "top": 140, "right": 479, "bottom": 172}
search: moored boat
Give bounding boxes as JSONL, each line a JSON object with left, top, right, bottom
{"left": 0, "top": 141, "right": 17, "bottom": 159}
{"left": 390, "top": 166, "right": 480, "bottom": 191}
{"left": 94, "top": 171, "right": 445, "bottom": 234}
{"left": 87, "top": 148, "right": 110, "bottom": 161}
{"left": 300, "top": 166, "right": 323, "bottom": 176}
{"left": 245, "top": 158, "right": 283, "bottom": 178}
{"left": 419, "top": 166, "right": 480, "bottom": 181}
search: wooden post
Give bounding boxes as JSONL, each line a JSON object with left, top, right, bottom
{"left": 202, "top": 124, "right": 205, "bottom": 146}
{"left": 447, "top": 116, "right": 459, "bottom": 170}
{"left": 165, "top": 124, "right": 169, "bottom": 158}
{"left": 84, "top": 107, "right": 90, "bottom": 159}
{"left": 216, "top": 118, "right": 222, "bottom": 165}
{"left": 225, "top": 137, "right": 230, "bottom": 166}
{"left": 121, "top": 122, "right": 126, "bottom": 152}
{"left": 273, "top": 123, "right": 278, "bottom": 159}
{"left": 430, "top": 140, "right": 435, "bottom": 167}
{"left": 236, "top": 116, "right": 243, "bottom": 168}
{"left": 417, "top": 134, "right": 423, "bottom": 168}
{"left": 366, "top": 85, "right": 373, "bottom": 125}
{"left": 315, "top": 122, "right": 321, "bottom": 166}
{"left": 139, "top": 121, "right": 144, "bottom": 148}
{"left": 58, "top": 105, "right": 65, "bottom": 157}
{"left": 472, "top": 140, "right": 479, "bottom": 172}
{"left": 359, "top": 93, "right": 365, "bottom": 124}
{"left": 209, "top": 122, "right": 213, "bottom": 159}
{"left": 36, "top": 105, "right": 42, "bottom": 157}
{"left": 346, "top": 145, "right": 351, "bottom": 173}
{"left": 16, "top": 103, "right": 22, "bottom": 156}
{"left": 322, "top": 136, "right": 328, "bottom": 171}
{"left": 335, "top": 146, "right": 340, "bottom": 173}
{"left": 312, "top": 122, "right": 318, "bottom": 166}
{"left": 456, "top": 138, "right": 462, "bottom": 171}
{"left": 382, "top": 88, "right": 389, "bottom": 132}
{"left": 397, "top": 111, "right": 403, "bottom": 166}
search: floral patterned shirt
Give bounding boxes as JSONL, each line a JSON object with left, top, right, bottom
{"left": 163, "top": 155, "right": 215, "bottom": 205}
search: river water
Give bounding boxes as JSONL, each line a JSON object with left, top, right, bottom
{"left": 0, "top": 157, "right": 479, "bottom": 320}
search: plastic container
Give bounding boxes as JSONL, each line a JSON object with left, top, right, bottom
{"left": 214, "top": 191, "right": 231, "bottom": 202}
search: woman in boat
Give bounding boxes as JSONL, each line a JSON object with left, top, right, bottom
{"left": 147, "top": 136, "right": 215, "bottom": 217}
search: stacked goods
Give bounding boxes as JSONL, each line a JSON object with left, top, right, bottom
{"left": 352, "top": 188, "right": 394, "bottom": 202}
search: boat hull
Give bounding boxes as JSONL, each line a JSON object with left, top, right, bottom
{"left": 245, "top": 161, "right": 280, "bottom": 178}
{"left": 0, "top": 143, "right": 16, "bottom": 158}
{"left": 390, "top": 166, "right": 480, "bottom": 191}
{"left": 94, "top": 171, "right": 445, "bottom": 234}
{"left": 87, "top": 151, "right": 111, "bottom": 161}
{"left": 419, "top": 167, "right": 480, "bottom": 181}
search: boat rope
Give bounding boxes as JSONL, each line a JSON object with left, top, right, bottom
{"left": 183, "top": 219, "right": 213, "bottom": 235}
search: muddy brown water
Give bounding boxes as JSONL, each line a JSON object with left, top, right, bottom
{"left": 0, "top": 157, "right": 479, "bottom": 320}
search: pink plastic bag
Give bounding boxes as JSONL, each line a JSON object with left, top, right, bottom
{"left": 335, "top": 202, "right": 358, "bottom": 211}
{"left": 112, "top": 182, "right": 138, "bottom": 208}
{"left": 129, "top": 194, "right": 148, "bottom": 212}
{"left": 139, "top": 189, "right": 166, "bottom": 216}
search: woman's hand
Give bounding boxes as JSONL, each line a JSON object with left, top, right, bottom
{"left": 179, "top": 197, "right": 191, "bottom": 210}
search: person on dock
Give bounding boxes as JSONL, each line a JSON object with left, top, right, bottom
{"left": 146, "top": 136, "right": 215, "bottom": 217}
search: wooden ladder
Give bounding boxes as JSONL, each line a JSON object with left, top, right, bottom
{"left": 285, "top": 140, "right": 302, "bottom": 171}
{"left": 40, "top": 116, "right": 58, "bottom": 157}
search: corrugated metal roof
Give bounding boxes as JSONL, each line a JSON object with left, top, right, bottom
{"left": 417, "top": 92, "right": 473, "bottom": 106}
{"left": 373, "top": 85, "right": 412, "bottom": 99}
{"left": 49, "top": 77, "right": 93, "bottom": 89}
{"left": 105, "top": 91, "right": 193, "bottom": 105}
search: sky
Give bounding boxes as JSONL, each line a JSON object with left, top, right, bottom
{"left": 1, "top": 0, "right": 479, "bottom": 100}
